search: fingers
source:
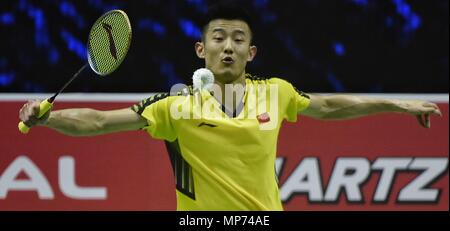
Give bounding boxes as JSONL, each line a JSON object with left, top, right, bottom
{"left": 425, "top": 113, "right": 430, "bottom": 128}
{"left": 423, "top": 102, "right": 442, "bottom": 116}
{"left": 416, "top": 115, "right": 427, "bottom": 128}
{"left": 31, "top": 101, "right": 40, "bottom": 116}
{"left": 19, "top": 99, "right": 42, "bottom": 127}
{"left": 416, "top": 114, "right": 431, "bottom": 128}
{"left": 434, "top": 107, "right": 442, "bottom": 117}
{"left": 24, "top": 116, "right": 39, "bottom": 127}
{"left": 19, "top": 101, "right": 33, "bottom": 122}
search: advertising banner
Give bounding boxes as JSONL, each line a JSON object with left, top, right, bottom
{"left": 0, "top": 94, "right": 448, "bottom": 210}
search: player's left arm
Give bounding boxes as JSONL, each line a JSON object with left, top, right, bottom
{"left": 299, "top": 94, "right": 442, "bottom": 128}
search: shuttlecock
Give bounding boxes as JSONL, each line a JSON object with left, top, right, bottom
{"left": 193, "top": 68, "right": 214, "bottom": 91}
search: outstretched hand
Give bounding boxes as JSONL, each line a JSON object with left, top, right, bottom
{"left": 19, "top": 99, "right": 51, "bottom": 127}
{"left": 403, "top": 100, "right": 442, "bottom": 128}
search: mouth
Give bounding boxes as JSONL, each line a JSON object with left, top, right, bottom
{"left": 221, "top": 57, "right": 234, "bottom": 65}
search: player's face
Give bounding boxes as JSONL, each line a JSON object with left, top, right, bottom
{"left": 196, "top": 19, "right": 257, "bottom": 84}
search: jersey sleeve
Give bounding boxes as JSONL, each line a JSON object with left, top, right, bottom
{"left": 131, "top": 93, "right": 177, "bottom": 141}
{"left": 273, "top": 78, "right": 311, "bottom": 122}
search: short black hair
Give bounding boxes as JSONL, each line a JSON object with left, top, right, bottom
{"left": 201, "top": 2, "right": 254, "bottom": 42}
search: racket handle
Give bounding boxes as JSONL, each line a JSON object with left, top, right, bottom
{"left": 18, "top": 99, "right": 53, "bottom": 134}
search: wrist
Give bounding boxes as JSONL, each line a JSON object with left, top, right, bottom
{"left": 389, "top": 100, "right": 409, "bottom": 113}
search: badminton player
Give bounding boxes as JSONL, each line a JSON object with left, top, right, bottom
{"left": 19, "top": 3, "right": 442, "bottom": 211}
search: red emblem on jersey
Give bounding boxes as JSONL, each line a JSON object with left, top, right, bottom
{"left": 257, "top": 112, "right": 270, "bottom": 123}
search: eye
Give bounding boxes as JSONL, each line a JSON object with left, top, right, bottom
{"left": 213, "top": 37, "right": 224, "bottom": 41}
{"left": 235, "top": 39, "right": 244, "bottom": 42}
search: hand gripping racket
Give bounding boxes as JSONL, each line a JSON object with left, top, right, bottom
{"left": 18, "top": 9, "right": 132, "bottom": 134}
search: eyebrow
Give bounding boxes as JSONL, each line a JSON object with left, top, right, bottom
{"left": 212, "top": 28, "right": 247, "bottom": 36}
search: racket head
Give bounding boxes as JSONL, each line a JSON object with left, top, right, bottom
{"left": 87, "top": 10, "right": 132, "bottom": 76}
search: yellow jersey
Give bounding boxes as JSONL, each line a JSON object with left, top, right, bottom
{"left": 131, "top": 75, "right": 310, "bottom": 211}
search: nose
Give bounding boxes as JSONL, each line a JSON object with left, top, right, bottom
{"left": 223, "top": 38, "right": 234, "bottom": 54}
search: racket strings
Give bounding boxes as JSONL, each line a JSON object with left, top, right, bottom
{"left": 88, "top": 11, "right": 132, "bottom": 75}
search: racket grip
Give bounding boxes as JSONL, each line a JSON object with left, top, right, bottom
{"left": 18, "top": 99, "right": 53, "bottom": 134}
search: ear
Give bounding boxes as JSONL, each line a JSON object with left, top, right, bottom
{"left": 195, "top": 42, "right": 205, "bottom": 59}
{"left": 247, "top": 45, "right": 257, "bottom": 62}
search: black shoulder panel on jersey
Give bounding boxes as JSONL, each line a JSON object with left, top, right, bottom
{"left": 165, "top": 139, "right": 196, "bottom": 200}
{"left": 131, "top": 93, "right": 169, "bottom": 115}
{"left": 245, "top": 73, "right": 268, "bottom": 81}
{"left": 175, "top": 85, "right": 194, "bottom": 96}
{"left": 293, "top": 86, "right": 311, "bottom": 99}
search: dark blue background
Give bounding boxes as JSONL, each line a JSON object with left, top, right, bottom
{"left": 0, "top": 0, "right": 448, "bottom": 93}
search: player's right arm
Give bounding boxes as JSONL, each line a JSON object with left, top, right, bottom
{"left": 19, "top": 99, "right": 147, "bottom": 136}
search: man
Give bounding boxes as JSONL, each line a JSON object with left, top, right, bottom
{"left": 19, "top": 4, "right": 441, "bottom": 210}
